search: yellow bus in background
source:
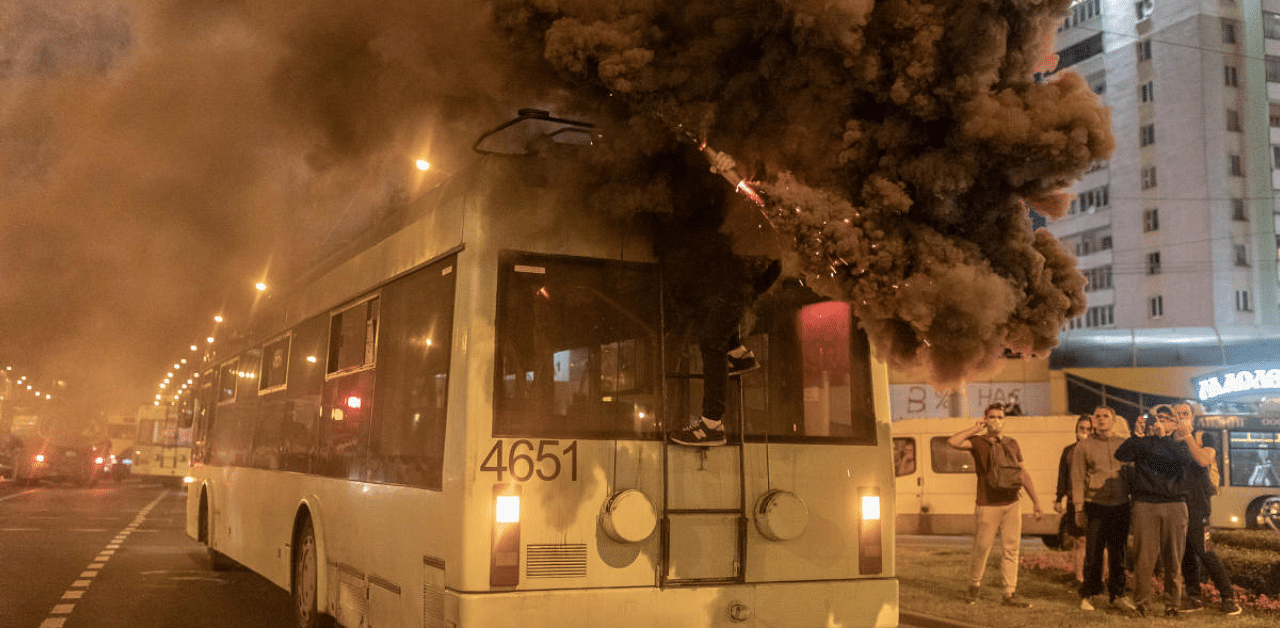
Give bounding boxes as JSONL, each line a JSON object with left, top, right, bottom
{"left": 133, "top": 403, "right": 192, "bottom": 484}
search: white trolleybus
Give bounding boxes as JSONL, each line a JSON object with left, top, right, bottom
{"left": 1191, "top": 409, "right": 1280, "bottom": 530}
{"left": 185, "top": 111, "right": 898, "bottom": 628}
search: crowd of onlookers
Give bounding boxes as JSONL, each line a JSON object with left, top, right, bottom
{"left": 949, "top": 402, "right": 1243, "bottom": 617}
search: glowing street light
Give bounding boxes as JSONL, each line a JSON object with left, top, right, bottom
{"left": 255, "top": 282, "right": 267, "bottom": 292}
{"left": 415, "top": 159, "right": 431, "bottom": 171}
{"left": 214, "top": 315, "right": 224, "bottom": 323}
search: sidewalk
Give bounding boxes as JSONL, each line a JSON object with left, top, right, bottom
{"left": 900, "top": 610, "right": 988, "bottom": 628}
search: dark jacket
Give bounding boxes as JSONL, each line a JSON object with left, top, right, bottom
{"left": 1115, "top": 435, "right": 1198, "bottom": 503}
{"left": 1056, "top": 442, "right": 1076, "bottom": 503}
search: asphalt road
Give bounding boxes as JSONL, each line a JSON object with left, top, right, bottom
{"left": 0, "top": 479, "right": 293, "bottom": 628}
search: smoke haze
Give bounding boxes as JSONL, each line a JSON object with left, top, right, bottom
{"left": 0, "top": 0, "right": 1110, "bottom": 419}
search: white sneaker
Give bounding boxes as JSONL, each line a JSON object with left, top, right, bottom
{"left": 1112, "top": 596, "right": 1137, "bottom": 612}
{"left": 1080, "top": 597, "right": 1095, "bottom": 611}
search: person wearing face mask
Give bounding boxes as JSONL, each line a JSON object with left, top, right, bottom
{"left": 948, "top": 403, "right": 1044, "bottom": 608}
{"left": 1172, "top": 402, "right": 1242, "bottom": 616}
{"left": 1069, "top": 406, "right": 1137, "bottom": 612}
{"left": 1055, "top": 415, "right": 1092, "bottom": 588}
{"left": 1115, "top": 404, "right": 1202, "bottom": 617}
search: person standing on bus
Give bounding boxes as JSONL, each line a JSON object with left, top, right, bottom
{"left": 656, "top": 155, "right": 782, "bottom": 448}
{"left": 948, "top": 403, "right": 1044, "bottom": 608}
{"left": 1055, "top": 415, "right": 1092, "bottom": 588}
{"left": 1070, "top": 405, "right": 1137, "bottom": 612}
{"left": 1173, "top": 402, "right": 1243, "bottom": 616}
{"left": 1115, "top": 404, "right": 1202, "bottom": 618}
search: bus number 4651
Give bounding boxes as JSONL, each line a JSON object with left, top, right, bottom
{"left": 481, "top": 440, "right": 578, "bottom": 482}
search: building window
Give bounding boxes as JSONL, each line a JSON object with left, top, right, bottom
{"left": 1230, "top": 154, "right": 1243, "bottom": 176}
{"left": 1147, "top": 251, "right": 1162, "bottom": 275}
{"left": 1056, "top": 33, "right": 1104, "bottom": 69}
{"left": 1232, "top": 198, "right": 1247, "bottom": 221}
{"left": 1143, "top": 208, "right": 1159, "bottom": 232}
{"left": 1150, "top": 295, "right": 1164, "bottom": 318}
{"left": 1267, "top": 12, "right": 1280, "bottom": 40}
{"left": 1271, "top": 104, "right": 1280, "bottom": 127}
{"left": 1227, "top": 110, "right": 1242, "bottom": 132}
{"left": 1226, "top": 65, "right": 1239, "bottom": 87}
{"left": 1136, "top": 39, "right": 1153, "bottom": 62}
{"left": 1136, "top": 0, "right": 1153, "bottom": 21}
{"left": 1084, "top": 266, "right": 1113, "bottom": 292}
{"left": 1061, "top": 0, "right": 1103, "bottom": 31}
{"left": 1273, "top": 145, "right": 1280, "bottom": 168}
{"left": 1073, "top": 185, "right": 1109, "bottom": 214}
{"left": 1140, "top": 124, "right": 1156, "bottom": 146}
{"left": 1222, "top": 19, "right": 1238, "bottom": 45}
{"left": 1141, "top": 166, "right": 1158, "bottom": 190}
{"left": 1085, "top": 304, "right": 1115, "bottom": 328}
{"left": 1237, "top": 290, "right": 1253, "bottom": 312}
{"left": 1268, "top": 56, "right": 1280, "bottom": 83}
{"left": 1140, "top": 81, "right": 1155, "bottom": 103}
{"left": 1235, "top": 244, "right": 1249, "bottom": 266}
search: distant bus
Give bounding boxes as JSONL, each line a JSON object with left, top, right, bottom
{"left": 133, "top": 405, "right": 192, "bottom": 483}
{"left": 892, "top": 416, "right": 1075, "bottom": 545}
{"left": 185, "top": 112, "right": 899, "bottom": 628}
{"left": 1193, "top": 412, "right": 1280, "bottom": 530}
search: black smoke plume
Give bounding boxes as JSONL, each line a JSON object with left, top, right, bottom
{"left": 495, "top": 0, "right": 1113, "bottom": 387}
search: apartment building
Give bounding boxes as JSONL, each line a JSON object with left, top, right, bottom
{"left": 1048, "top": 0, "right": 1280, "bottom": 330}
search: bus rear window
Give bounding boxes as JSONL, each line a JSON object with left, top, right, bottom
{"left": 494, "top": 253, "right": 661, "bottom": 439}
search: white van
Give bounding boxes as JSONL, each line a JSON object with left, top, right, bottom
{"left": 892, "top": 415, "right": 1080, "bottom": 545}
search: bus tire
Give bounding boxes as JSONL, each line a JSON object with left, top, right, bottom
{"left": 1247, "top": 495, "right": 1280, "bottom": 530}
{"left": 199, "top": 492, "right": 235, "bottom": 571}
{"left": 292, "top": 517, "right": 334, "bottom": 628}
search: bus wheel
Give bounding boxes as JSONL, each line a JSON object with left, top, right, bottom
{"left": 199, "top": 493, "right": 234, "bottom": 571}
{"left": 1249, "top": 496, "right": 1280, "bottom": 530}
{"left": 293, "top": 518, "right": 333, "bottom": 628}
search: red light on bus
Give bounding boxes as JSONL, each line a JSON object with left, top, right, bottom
{"left": 859, "top": 488, "right": 883, "bottom": 575}
{"left": 490, "top": 483, "right": 521, "bottom": 587}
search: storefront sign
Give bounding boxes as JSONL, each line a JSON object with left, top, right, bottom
{"left": 1193, "top": 367, "right": 1280, "bottom": 401}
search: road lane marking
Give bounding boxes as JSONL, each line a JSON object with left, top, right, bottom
{"left": 41, "top": 489, "right": 170, "bottom": 628}
{"left": 0, "top": 489, "right": 37, "bottom": 502}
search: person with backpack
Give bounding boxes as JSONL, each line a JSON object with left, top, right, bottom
{"left": 948, "top": 403, "right": 1044, "bottom": 608}
{"left": 1173, "top": 402, "right": 1242, "bottom": 616}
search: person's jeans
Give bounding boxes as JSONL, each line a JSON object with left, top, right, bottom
{"left": 1079, "top": 501, "right": 1131, "bottom": 600}
{"left": 1182, "top": 512, "right": 1234, "bottom": 602}
{"left": 969, "top": 501, "right": 1023, "bottom": 595}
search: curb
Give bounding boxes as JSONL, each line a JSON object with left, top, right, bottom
{"left": 900, "top": 611, "right": 990, "bottom": 628}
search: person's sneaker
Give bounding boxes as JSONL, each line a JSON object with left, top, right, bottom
{"left": 669, "top": 420, "right": 726, "bottom": 447}
{"left": 1080, "top": 597, "right": 1095, "bottom": 611}
{"left": 965, "top": 585, "right": 980, "bottom": 604}
{"left": 1164, "top": 607, "right": 1180, "bottom": 618}
{"left": 1177, "top": 598, "right": 1204, "bottom": 613}
{"left": 1001, "top": 593, "right": 1031, "bottom": 608}
{"left": 1134, "top": 605, "right": 1148, "bottom": 618}
{"left": 727, "top": 351, "right": 760, "bottom": 376}
{"left": 1221, "top": 600, "right": 1242, "bottom": 616}
{"left": 1111, "top": 596, "right": 1138, "bottom": 612}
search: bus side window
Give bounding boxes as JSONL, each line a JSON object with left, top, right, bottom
{"left": 893, "top": 438, "right": 916, "bottom": 476}
{"left": 930, "top": 437, "right": 974, "bottom": 473}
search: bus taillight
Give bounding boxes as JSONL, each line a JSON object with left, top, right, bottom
{"left": 859, "top": 488, "right": 883, "bottom": 575}
{"left": 490, "top": 484, "right": 521, "bottom": 587}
